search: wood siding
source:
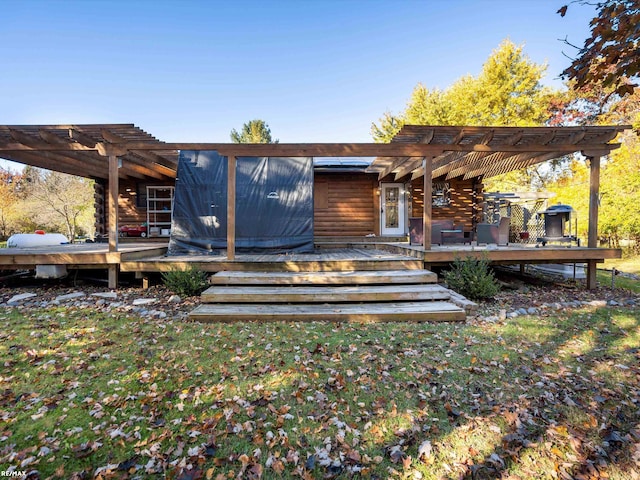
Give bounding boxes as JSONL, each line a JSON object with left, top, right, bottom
{"left": 101, "top": 174, "right": 477, "bottom": 238}
{"left": 410, "top": 177, "right": 481, "bottom": 232}
{"left": 97, "top": 180, "right": 174, "bottom": 234}
{"left": 118, "top": 180, "right": 146, "bottom": 226}
{"left": 314, "top": 173, "right": 378, "bottom": 237}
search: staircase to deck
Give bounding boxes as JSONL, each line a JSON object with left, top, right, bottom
{"left": 189, "top": 268, "right": 474, "bottom": 323}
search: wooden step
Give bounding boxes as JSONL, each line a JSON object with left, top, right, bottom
{"left": 210, "top": 269, "right": 437, "bottom": 286}
{"left": 189, "top": 301, "right": 466, "bottom": 323}
{"left": 222, "top": 259, "right": 424, "bottom": 272}
{"left": 201, "top": 284, "right": 451, "bottom": 303}
{"left": 314, "top": 236, "right": 408, "bottom": 243}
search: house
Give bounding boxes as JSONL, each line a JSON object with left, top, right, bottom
{"left": 0, "top": 123, "right": 629, "bottom": 290}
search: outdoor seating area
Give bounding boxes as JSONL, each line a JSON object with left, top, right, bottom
{"left": 409, "top": 218, "right": 472, "bottom": 246}
{"left": 477, "top": 216, "right": 511, "bottom": 246}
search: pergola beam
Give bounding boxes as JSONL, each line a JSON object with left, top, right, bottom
{"left": 131, "top": 149, "right": 178, "bottom": 170}
{"left": 377, "top": 129, "right": 436, "bottom": 179}
{"left": 394, "top": 158, "right": 424, "bottom": 180}
{"left": 0, "top": 151, "right": 105, "bottom": 178}
{"left": 39, "top": 128, "right": 72, "bottom": 146}
{"left": 122, "top": 153, "right": 174, "bottom": 179}
{"left": 68, "top": 128, "right": 98, "bottom": 148}
{"left": 0, "top": 139, "right": 623, "bottom": 159}
{"left": 100, "top": 129, "right": 172, "bottom": 180}
{"left": 432, "top": 129, "right": 497, "bottom": 174}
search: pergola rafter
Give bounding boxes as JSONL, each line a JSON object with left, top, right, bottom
{"left": 368, "top": 125, "right": 624, "bottom": 180}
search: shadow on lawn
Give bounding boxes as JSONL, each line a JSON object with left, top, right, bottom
{"left": 3, "top": 303, "right": 639, "bottom": 479}
{"left": 446, "top": 307, "right": 640, "bottom": 480}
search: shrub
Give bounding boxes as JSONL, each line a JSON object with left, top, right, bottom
{"left": 162, "top": 266, "right": 209, "bottom": 297}
{"left": 443, "top": 255, "right": 500, "bottom": 300}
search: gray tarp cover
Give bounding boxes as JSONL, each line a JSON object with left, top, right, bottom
{"left": 168, "top": 151, "right": 314, "bottom": 255}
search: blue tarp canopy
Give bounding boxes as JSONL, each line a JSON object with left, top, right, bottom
{"left": 168, "top": 151, "right": 314, "bottom": 255}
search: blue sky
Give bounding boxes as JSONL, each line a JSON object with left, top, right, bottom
{"left": 2, "top": 0, "right": 597, "bottom": 150}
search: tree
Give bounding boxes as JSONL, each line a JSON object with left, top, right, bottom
{"left": 230, "top": 120, "right": 278, "bottom": 143}
{"left": 371, "top": 40, "right": 554, "bottom": 143}
{"left": 546, "top": 159, "right": 591, "bottom": 239}
{"left": 371, "top": 40, "right": 557, "bottom": 189}
{"left": 546, "top": 81, "right": 620, "bottom": 127}
{"left": 0, "top": 169, "right": 22, "bottom": 239}
{"left": 559, "top": 0, "right": 640, "bottom": 96}
{"left": 547, "top": 131, "right": 640, "bottom": 250}
{"left": 28, "top": 171, "right": 95, "bottom": 242}
{"left": 599, "top": 131, "right": 640, "bottom": 250}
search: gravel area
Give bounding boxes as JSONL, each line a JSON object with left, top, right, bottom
{"left": 0, "top": 271, "right": 638, "bottom": 322}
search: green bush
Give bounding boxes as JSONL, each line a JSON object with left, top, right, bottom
{"left": 443, "top": 255, "right": 500, "bottom": 300}
{"left": 161, "top": 266, "right": 209, "bottom": 297}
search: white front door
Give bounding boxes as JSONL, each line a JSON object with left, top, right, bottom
{"left": 380, "top": 183, "right": 406, "bottom": 236}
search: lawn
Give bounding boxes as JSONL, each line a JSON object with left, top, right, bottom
{"left": 1, "top": 303, "right": 639, "bottom": 479}
{"left": 604, "top": 253, "right": 640, "bottom": 276}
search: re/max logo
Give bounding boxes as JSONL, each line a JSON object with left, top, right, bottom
{"left": 0, "top": 472, "right": 27, "bottom": 478}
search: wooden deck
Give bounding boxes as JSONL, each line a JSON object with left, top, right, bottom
{"left": 0, "top": 242, "right": 166, "bottom": 269}
{"left": 0, "top": 241, "right": 620, "bottom": 270}
{"left": 379, "top": 242, "right": 622, "bottom": 266}
{"left": 0, "top": 239, "right": 621, "bottom": 289}
{"left": 120, "top": 247, "right": 424, "bottom": 273}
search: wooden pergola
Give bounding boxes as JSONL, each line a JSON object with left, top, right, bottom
{"left": 0, "top": 123, "right": 630, "bottom": 288}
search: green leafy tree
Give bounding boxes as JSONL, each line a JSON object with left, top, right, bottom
{"left": 371, "top": 40, "right": 553, "bottom": 142}
{"left": 371, "top": 40, "right": 557, "bottom": 189}
{"left": 599, "top": 132, "right": 640, "bottom": 250}
{"left": 559, "top": 0, "right": 640, "bottom": 96}
{"left": 546, "top": 160, "right": 591, "bottom": 240}
{"left": 230, "top": 119, "right": 278, "bottom": 144}
{"left": 547, "top": 129, "right": 640, "bottom": 250}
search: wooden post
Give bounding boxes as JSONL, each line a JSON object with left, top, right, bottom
{"left": 107, "top": 153, "right": 119, "bottom": 289}
{"left": 585, "top": 151, "right": 602, "bottom": 289}
{"left": 227, "top": 155, "right": 236, "bottom": 261}
{"left": 422, "top": 157, "right": 432, "bottom": 250}
{"left": 587, "top": 153, "right": 601, "bottom": 249}
{"left": 108, "top": 154, "right": 119, "bottom": 253}
{"left": 108, "top": 265, "right": 118, "bottom": 289}
{"left": 587, "top": 260, "right": 598, "bottom": 290}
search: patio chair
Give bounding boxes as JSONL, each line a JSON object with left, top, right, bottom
{"left": 430, "top": 219, "right": 454, "bottom": 245}
{"left": 476, "top": 216, "right": 510, "bottom": 245}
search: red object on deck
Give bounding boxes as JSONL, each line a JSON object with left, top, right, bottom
{"left": 119, "top": 225, "right": 148, "bottom": 238}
